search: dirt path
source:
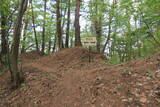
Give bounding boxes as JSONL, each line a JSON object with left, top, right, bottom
{"left": 0, "top": 47, "right": 160, "bottom": 107}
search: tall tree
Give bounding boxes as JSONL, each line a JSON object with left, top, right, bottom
{"left": 10, "top": 0, "right": 28, "bottom": 87}
{"left": 41, "top": 0, "right": 47, "bottom": 53}
{"left": 21, "top": 16, "right": 29, "bottom": 53}
{"left": 102, "top": 0, "right": 117, "bottom": 53}
{"left": 56, "top": 0, "right": 63, "bottom": 49}
{"left": 74, "top": 0, "right": 82, "bottom": 46}
{"left": 95, "top": 0, "right": 103, "bottom": 52}
{"left": 65, "top": 0, "right": 71, "bottom": 48}
{"left": 102, "top": 12, "right": 112, "bottom": 53}
{"left": 30, "top": 0, "right": 39, "bottom": 51}
{"left": 0, "top": 0, "right": 10, "bottom": 57}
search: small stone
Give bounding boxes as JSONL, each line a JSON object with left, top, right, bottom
{"left": 156, "top": 73, "right": 160, "bottom": 78}
{"left": 85, "top": 101, "right": 90, "bottom": 104}
{"left": 91, "top": 98, "right": 96, "bottom": 104}
{"left": 139, "top": 97, "right": 147, "bottom": 103}
{"left": 100, "top": 103, "right": 104, "bottom": 107}
{"left": 137, "top": 83, "right": 143, "bottom": 86}
{"left": 128, "top": 98, "right": 133, "bottom": 101}
{"left": 122, "top": 99, "right": 128, "bottom": 102}
{"left": 146, "top": 77, "right": 151, "bottom": 80}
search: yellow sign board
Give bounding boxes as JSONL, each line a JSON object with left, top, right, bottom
{"left": 81, "top": 37, "right": 97, "bottom": 46}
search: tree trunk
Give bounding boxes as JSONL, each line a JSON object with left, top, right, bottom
{"left": 74, "top": 0, "right": 82, "bottom": 46}
{"left": 1, "top": 11, "right": 8, "bottom": 56}
{"left": 95, "top": 21, "right": 102, "bottom": 53}
{"left": 48, "top": 37, "right": 52, "bottom": 54}
{"left": 52, "top": 35, "right": 57, "bottom": 52}
{"left": 60, "top": 4, "right": 67, "bottom": 49}
{"left": 56, "top": 0, "right": 63, "bottom": 50}
{"left": 139, "top": 8, "right": 160, "bottom": 45}
{"left": 102, "top": 15, "right": 112, "bottom": 53}
{"left": 65, "top": 0, "right": 71, "bottom": 48}
{"left": 30, "top": 0, "right": 39, "bottom": 51}
{"left": 10, "top": 0, "right": 28, "bottom": 88}
{"left": 94, "top": 18, "right": 102, "bottom": 53}
{"left": 102, "top": 0, "right": 117, "bottom": 53}
{"left": 41, "top": 0, "right": 47, "bottom": 53}
{"left": 61, "top": 3, "right": 67, "bottom": 31}
{"left": 21, "top": 17, "right": 28, "bottom": 53}
{"left": 93, "top": 1, "right": 102, "bottom": 53}
{"left": 60, "top": 3, "right": 67, "bottom": 49}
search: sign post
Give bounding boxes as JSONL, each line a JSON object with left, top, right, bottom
{"left": 81, "top": 37, "right": 97, "bottom": 62}
{"left": 89, "top": 45, "right": 91, "bottom": 62}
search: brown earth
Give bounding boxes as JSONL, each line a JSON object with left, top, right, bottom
{"left": 0, "top": 47, "right": 160, "bottom": 107}
{"left": 19, "top": 50, "right": 44, "bottom": 63}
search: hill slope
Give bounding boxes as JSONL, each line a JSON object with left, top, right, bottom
{"left": 0, "top": 47, "right": 160, "bottom": 107}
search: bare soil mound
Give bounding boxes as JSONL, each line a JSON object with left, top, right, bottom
{"left": 33, "top": 47, "right": 105, "bottom": 70}
{"left": 20, "top": 50, "right": 44, "bottom": 63}
{"left": 0, "top": 47, "right": 160, "bottom": 107}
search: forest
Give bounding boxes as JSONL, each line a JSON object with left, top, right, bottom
{"left": 0, "top": 0, "right": 160, "bottom": 107}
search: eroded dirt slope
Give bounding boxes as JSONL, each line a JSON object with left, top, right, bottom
{"left": 0, "top": 47, "right": 160, "bottom": 107}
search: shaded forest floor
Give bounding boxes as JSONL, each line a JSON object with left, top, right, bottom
{"left": 0, "top": 47, "right": 160, "bottom": 107}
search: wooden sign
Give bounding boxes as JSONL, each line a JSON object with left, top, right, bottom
{"left": 81, "top": 37, "right": 97, "bottom": 46}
